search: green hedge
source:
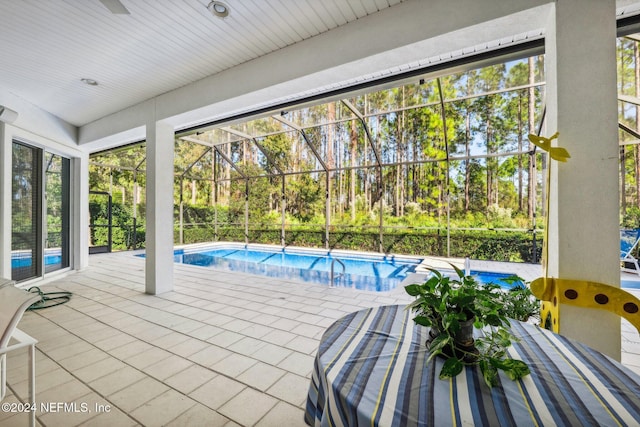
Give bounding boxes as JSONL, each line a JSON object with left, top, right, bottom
{"left": 175, "top": 225, "right": 542, "bottom": 263}
{"left": 92, "top": 224, "right": 145, "bottom": 250}
{"left": 94, "top": 200, "right": 541, "bottom": 261}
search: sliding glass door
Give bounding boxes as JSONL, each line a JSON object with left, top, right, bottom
{"left": 11, "top": 142, "right": 42, "bottom": 281}
{"left": 11, "top": 141, "right": 71, "bottom": 281}
{"left": 45, "top": 153, "right": 70, "bottom": 273}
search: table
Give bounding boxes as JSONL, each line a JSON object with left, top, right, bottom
{"left": 305, "top": 305, "right": 640, "bottom": 427}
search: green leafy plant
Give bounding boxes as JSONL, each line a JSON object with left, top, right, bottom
{"left": 405, "top": 265, "right": 531, "bottom": 387}
{"left": 498, "top": 279, "right": 540, "bottom": 324}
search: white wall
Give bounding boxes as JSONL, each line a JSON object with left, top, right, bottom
{"left": 0, "top": 89, "right": 76, "bottom": 146}
{"left": 0, "top": 123, "right": 12, "bottom": 279}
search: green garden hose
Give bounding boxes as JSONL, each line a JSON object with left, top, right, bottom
{"left": 26, "top": 286, "right": 72, "bottom": 310}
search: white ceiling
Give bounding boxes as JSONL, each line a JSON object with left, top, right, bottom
{"left": 0, "top": 0, "right": 404, "bottom": 127}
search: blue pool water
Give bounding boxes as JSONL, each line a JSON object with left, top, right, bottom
{"left": 467, "top": 271, "right": 524, "bottom": 289}
{"left": 11, "top": 253, "right": 62, "bottom": 268}
{"left": 621, "top": 280, "right": 640, "bottom": 290}
{"left": 147, "top": 245, "right": 528, "bottom": 292}
{"left": 172, "top": 246, "right": 422, "bottom": 292}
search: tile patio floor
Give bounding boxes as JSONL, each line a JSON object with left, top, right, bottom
{"left": 2, "top": 251, "right": 639, "bottom": 426}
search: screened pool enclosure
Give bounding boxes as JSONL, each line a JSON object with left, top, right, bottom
{"left": 90, "top": 54, "right": 548, "bottom": 262}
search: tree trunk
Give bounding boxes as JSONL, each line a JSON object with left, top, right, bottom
{"left": 527, "top": 56, "right": 537, "bottom": 222}
{"left": 327, "top": 103, "right": 335, "bottom": 169}
{"left": 465, "top": 111, "right": 471, "bottom": 210}
{"left": 350, "top": 120, "right": 358, "bottom": 222}
{"left": 635, "top": 42, "right": 640, "bottom": 209}
{"left": 486, "top": 119, "right": 493, "bottom": 207}
{"left": 327, "top": 103, "right": 336, "bottom": 219}
{"left": 438, "top": 164, "right": 444, "bottom": 220}
{"left": 365, "top": 102, "right": 373, "bottom": 213}
{"left": 621, "top": 145, "right": 626, "bottom": 213}
{"left": 517, "top": 94, "right": 524, "bottom": 212}
{"left": 214, "top": 149, "right": 217, "bottom": 206}
{"left": 414, "top": 144, "right": 419, "bottom": 204}
{"left": 464, "top": 74, "right": 473, "bottom": 211}
{"left": 636, "top": 145, "right": 640, "bottom": 210}
{"left": 338, "top": 168, "right": 344, "bottom": 217}
{"left": 621, "top": 42, "right": 627, "bottom": 213}
{"left": 397, "top": 91, "right": 405, "bottom": 216}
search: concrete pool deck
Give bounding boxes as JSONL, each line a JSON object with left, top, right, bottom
{"left": 2, "top": 250, "right": 639, "bottom": 426}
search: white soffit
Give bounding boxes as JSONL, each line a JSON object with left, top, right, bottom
{"left": 618, "top": 1, "right": 640, "bottom": 17}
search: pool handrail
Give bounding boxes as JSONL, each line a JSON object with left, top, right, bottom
{"left": 330, "top": 258, "right": 346, "bottom": 287}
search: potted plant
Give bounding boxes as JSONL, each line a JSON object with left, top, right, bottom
{"left": 405, "top": 265, "right": 531, "bottom": 388}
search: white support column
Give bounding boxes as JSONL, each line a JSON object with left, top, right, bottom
{"left": 545, "top": 0, "right": 620, "bottom": 359}
{"left": 73, "top": 151, "right": 90, "bottom": 270}
{"left": 145, "top": 120, "right": 175, "bottom": 295}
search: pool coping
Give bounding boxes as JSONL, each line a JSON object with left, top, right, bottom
{"left": 175, "top": 241, "right": 426, "bottom": 261}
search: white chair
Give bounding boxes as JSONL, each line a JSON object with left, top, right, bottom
{"left": 0, "top": 282, "right": 40, "bottom": 427}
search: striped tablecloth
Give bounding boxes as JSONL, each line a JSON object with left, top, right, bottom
{"left": 304, "top": 304, "right": 640, "bottom": 427}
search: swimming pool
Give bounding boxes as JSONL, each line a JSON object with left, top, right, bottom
{"left": 11, "top": 250, "right": 62, "bottom": 268}
{"left": 172, "top": 246, "right": 422, "bottom": 292}
{"left": 153, "top": 244, "right": 526, "bottom": 292}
